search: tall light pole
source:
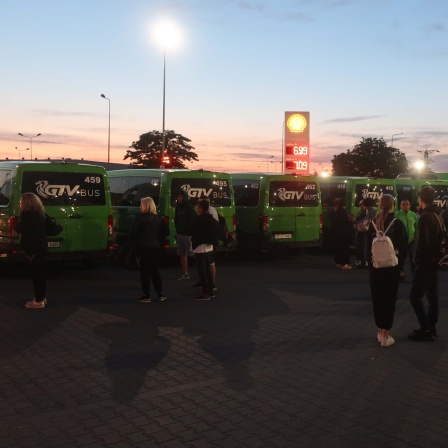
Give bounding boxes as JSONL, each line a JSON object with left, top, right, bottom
{"left": 154, "top": 20, "right": 181, "bottom": 168}
{"left": 391, "top": 132, "right": 403, "bottom": 148}
{"left": 18, "top": 133, "right": 41, "bottom": 160}
{"left": 15, "top": 146, "right": 29, "bottom": 159}
{"left": 161, "top": 51, "right": 166, "bottom": 168}
{"left": 100, "top": 94, "right": 111, "bottom": 166}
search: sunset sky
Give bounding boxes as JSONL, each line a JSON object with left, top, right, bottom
{"left": 1, "top": 0, "right": 447, "bottom": 174}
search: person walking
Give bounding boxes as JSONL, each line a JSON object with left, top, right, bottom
{"left": 174, "top": 190, "right": 196, "bottom": 280}
{"left": 395, "top": 199, "right": 418, "bottom": 281}
{"left": 329, "top": 198, "right": 353, "bottom": 269}
{"left": 188, "top": 199, "right": 221, "bottom": 301}
{"left": 408, "top": 186, "right": 442, "bottom": 341}
{"left": 355, "top": 198, "right": 377, "bottom": 268}
{"left": 368, "top": 194, "right": 407, "bottom": 347}
{"left": 15, "top": 192, "right": 48, "bottom": 309}
{"left": 130, "top": 197, "right": 169, "bottom": 303}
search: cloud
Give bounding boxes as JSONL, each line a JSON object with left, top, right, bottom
{"left": 235, "top": 0, "right": 265, "bottom": 12}
{"left": 328, "top": 0, "right": 357, "bottom": 8}
{"left": 31, "top": 109, "right": 103, "bottom": 118}
{"left": 277, "top": 11, "right": 313, "bottom": 22}
{"left": 229, "top": 152, "right": 271, "bottom": 160}
{"left": 323, "top": 115, "right": 384, "bottom": 124}
{"left": 413, "top": 129, "right": 448, "bottom": 138}
{"left": 425, "top": 23, "right": 445, "bottom": 33}
{"left": 222, "top": 0, "right": 313, "bottom": 22}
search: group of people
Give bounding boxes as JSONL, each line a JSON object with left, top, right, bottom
{"left": 330, "top": 186, "right": 443, "bottom": 347}
{"left": 15, "top": 190, "right": 222, "bottom": 309}
{"left": 111, "top": 189, "right": 222, "bottom": 303}
{"left": 15, "top": 187, "right": 444, "bottom": 347}
{"left": 171, "top": 190, "right": 221, "bottom": 300}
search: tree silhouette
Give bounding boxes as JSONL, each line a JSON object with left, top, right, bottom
{"left": 331, "top": 137, "right": 408, "bottom": 178}
{"left": 124, "top": 130, "right": 199, "bottom": 168}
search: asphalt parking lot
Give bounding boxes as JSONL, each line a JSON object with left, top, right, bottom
{"left": 1, "top": 251, "right": 448, "bottom": 448}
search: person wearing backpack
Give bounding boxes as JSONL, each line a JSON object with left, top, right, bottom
{"left": 408, "top": 186, "right": 443, "bottom": 341}
{"left": 368, "top": 194, "right": 407, "bottom": 347}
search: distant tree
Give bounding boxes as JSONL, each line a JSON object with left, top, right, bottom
{"left": 124, "top": 130, "right": 199, "bottom": 168}
{"left": 331, "top": 137, "right": 409, "bottom": 178}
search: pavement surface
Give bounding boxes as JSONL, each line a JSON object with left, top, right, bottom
{"left": 1, "top": 251, "right": 448, "bottom": 448}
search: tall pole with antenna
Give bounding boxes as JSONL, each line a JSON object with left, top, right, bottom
{"left": 417, "top": 148, "right": 440, "bottom": 173}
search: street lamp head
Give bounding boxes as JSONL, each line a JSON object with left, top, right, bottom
{"left": 101, "top": 94, "right": 106, "bottom": 98}
{"left": 153, "top": 20, "right": 182, "bottom": 50}
{"left": 18, "top": 133, "right": 23, "bottom": 136}
{"left": 37, "top": 133, "right": 41, "bottom": 137}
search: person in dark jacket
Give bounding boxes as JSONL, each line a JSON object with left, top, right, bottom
{"left": 15, "top": 192, "right": 48, "bottom": 309}
{"left": 329, "top": 198, "right": 353, "bottom": 269}
{"left": 368, "top": 194, "right": 407, "bottom": 347}
{"left": 174, "top": 190, "right": 196, "bottom": 280}
{"left": 408, "top": 186, "right": 442, "bottom": 341}
{"left": 188, "top": 199, "right": 221, "bottom": 300}
{"left": 355, "top": 197, "right": 377, "bottom": 268}
{"left": 130, "top": 197, "right": 169, "bottom": 303}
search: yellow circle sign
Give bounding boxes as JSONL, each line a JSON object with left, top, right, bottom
{"left": 287, "top": 114, "right": 307, "bottom": 133}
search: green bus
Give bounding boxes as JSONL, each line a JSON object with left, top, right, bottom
{"left": 0, "top": 161, "right": 113, "bottom": 263}
{"left": 395, "top": 177, "right": 448, "bottom": 211}
{"left": 230, "top": 173, "right": 322, "bottom": 251}
{"left": 107, "top": 169, "right": 236, "bottom": 252}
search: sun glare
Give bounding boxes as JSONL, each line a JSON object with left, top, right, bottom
{"left": 153, "top": 20, "right": 182, "bottom": 50}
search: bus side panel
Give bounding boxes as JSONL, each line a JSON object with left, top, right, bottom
{"left": 64, "top": 169, "right": 111, "bottom": 254}
{"left": 233, "top": 175, "right": 321, "bottom": 250}
{"left": 21, "top": 167, "right": 111, "bottom": 258}
{"left": 21, "top": 169, "right": 69, "bottom": 256}
{"left": 267, "top": 179, "right": 321, "bottom": 247}
{"left": 109, "top": 173, "right": 162, "bottom": 247}
{"left": 232, "top": 177, "right": 263, "bottom": 248}
{"left": 319, "top": 179, "right": 352, "bottom": 247}
{"left": 169, "top": 174, "right": 234, "bottom": 251}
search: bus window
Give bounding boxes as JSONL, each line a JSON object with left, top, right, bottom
{"left": 22, "top": 171, "right": 107, "bottom": 206}
{"left": 396, "top": 184, "right": 413, "bottom": 206}
{"left": 433, "top": 185, "right": 448, "bottom": 210}
{"left": 170, "top": 178, "right": 232, "bottom": 207}
{"left": 109, "top": 176, "right": 161, "bottom": 207}
{"left": 0, "top": 171, "right": 12, "bottom": 206}
{"left": 269, "top": 181, "right": 319, "bottom": 207}
{"left": 233, "top": 179, "right": 261, "bottom": 207}
{"left": 354, "top": 183, "right": 395, "bottom": 207}
{"left": 320, "top": 182, "right": 347, "bottom": 207}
